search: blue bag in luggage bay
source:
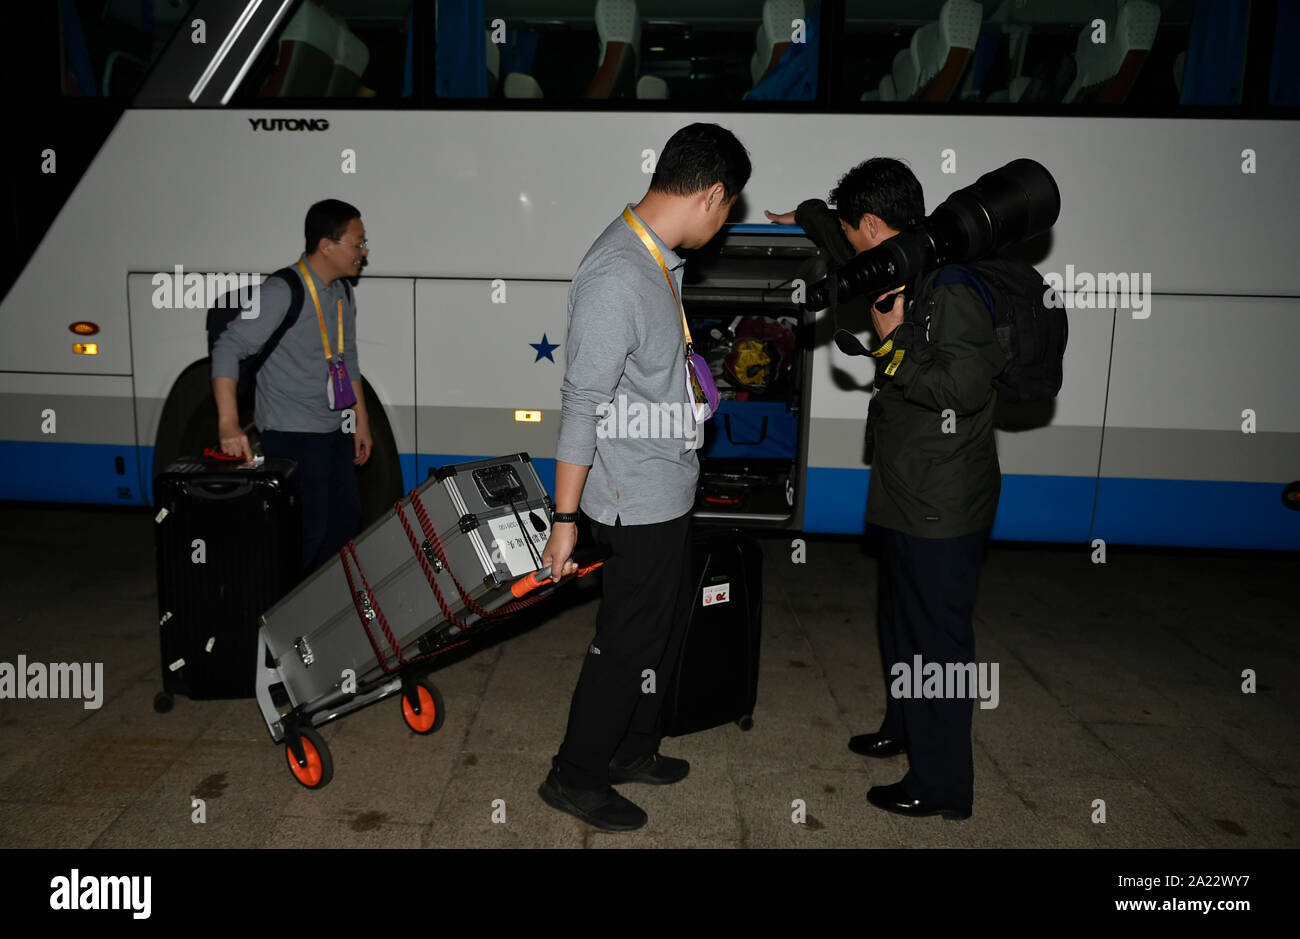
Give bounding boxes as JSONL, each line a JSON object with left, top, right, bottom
{"left": 661, "top": 528, "right": 764, "bottom": 737}
{"left": 701, "top": 400, "right": 798, "bottom": 460}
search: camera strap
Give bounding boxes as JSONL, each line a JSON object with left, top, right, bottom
{"left": 828, "top": 259, "right": 908, "bottom": 376}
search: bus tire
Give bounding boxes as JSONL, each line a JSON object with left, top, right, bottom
{"left": 354, "top": 381, "right": 404, "bottom": 529}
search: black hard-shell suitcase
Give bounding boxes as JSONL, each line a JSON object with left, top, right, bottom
{"left": 662, "top": 528, "right": 763, "bottom": 736}
{"left": 152, "top": 456, "right": 300, "bottom": 711}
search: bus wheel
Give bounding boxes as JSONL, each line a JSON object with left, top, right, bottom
{"left": 355, "top": 386, "right": 404, "bottom": 529}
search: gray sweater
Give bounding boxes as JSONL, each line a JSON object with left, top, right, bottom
{"left": 556, "top": 206, "right": 699, "bottom": 526}
{"left": 210, "top": 256, "right": 359, "bottom": 434}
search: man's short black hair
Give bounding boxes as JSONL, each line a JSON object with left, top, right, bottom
{"left": 305, "top": 199, "right": 361, "bottom": 254}
{"left": 649, "top": 123, "right": 751, "bottom": 201}
{"left": 830, "top": 158, "right": 925, "bottom": 231}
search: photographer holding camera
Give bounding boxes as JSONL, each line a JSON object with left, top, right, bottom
{"left": 768, "top": 158, "right": 1005, "bottom": 820}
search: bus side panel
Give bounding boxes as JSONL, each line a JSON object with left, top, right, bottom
{"left": 352, "top": 277, "right": 417, "bottom": 494}
{"left": 413, "top": 278, "right": 566, "bottom": 487}
{"left": 0, "top": 373, "right": 141, "bottom": 504}
{"left": 1094, "top": 296, "right": 1300, "bottom": 549}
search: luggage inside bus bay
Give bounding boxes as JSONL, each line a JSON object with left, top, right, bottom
{"left": 683, "top": 228, "right": 819, "bottom": 526}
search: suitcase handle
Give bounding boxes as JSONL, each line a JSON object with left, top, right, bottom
{"left": 724, "top": 415, "right": 768, "bottom": 446}
{"left": 203, "top": 446, "right": 244, "bottom": 463}
{"left": 510, "top": 546, "right": 611, "bottom": 598}
{"left": 190, "top": 479, "right": 254, "bottom": 500}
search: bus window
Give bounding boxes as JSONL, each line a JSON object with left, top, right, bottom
{"left": 838, "top": 0, "right": 1296, "bottom": 116}
{"left": 230, "top": 0, "right": 414, "bottom": 102}
{"left": 59, "top": 0, "right": 199, "bottom": 97}
{"left": 435, "top": 2, "right": 822, "bottom": 104}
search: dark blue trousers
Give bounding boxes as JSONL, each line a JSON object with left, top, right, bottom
{"left": 259, "top": 429, "right": 360, "bottom": 576}
{"left": 874, "top": 525, "right": 989, "bottom": 806}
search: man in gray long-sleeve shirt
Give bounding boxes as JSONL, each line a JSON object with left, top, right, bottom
{"left": 538, "top": 123, "right": 751, "bottom": 831}
{"left": 212, "top": 199, "right": 373, "bottom": 574}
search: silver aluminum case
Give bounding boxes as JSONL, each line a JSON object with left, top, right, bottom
{"left": 255, "top": 454, "right": 551, "bottom": 740}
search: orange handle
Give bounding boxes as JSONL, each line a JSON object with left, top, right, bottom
{"left": 510, "top": 569, "right": 550, "bottom": 598}
{"left": 508, "top": 555, "right": 608, "bottom": 598}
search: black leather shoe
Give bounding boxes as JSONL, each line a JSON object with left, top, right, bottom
{"left": 867, "top": 782, "right": 971, "bottom": 820}
{"left": 848, "top": 732, "right": 906, "bottom": 758}
{"left": 538, "top": 770, "right": 647, "bottom": 831}
{"left": 609, "top": 752, "right": 690, "bottom": 786}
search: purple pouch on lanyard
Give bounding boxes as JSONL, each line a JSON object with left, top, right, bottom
{"left": 327, "top": 358, "right": 358, "bottom": 410}
{"left": 686, "top": 352, "right": 719, "bottom": 423}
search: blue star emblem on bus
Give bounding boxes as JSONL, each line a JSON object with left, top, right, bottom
{"left": 530, "top": 334, "right": 558, "bottom": 362}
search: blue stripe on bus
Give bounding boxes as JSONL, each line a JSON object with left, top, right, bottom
{"left": 803, "top": 468, "right": 1298, "bottom": 548}
{"left": 0, "top": 440, "right": 142, "bottom": 505}
{"left": 803, "top": 469, "right": 1095, "bottom": 542}
{"left": 991, "top": 473, "right": 1097, "bottom": 543}
{"left": 1093, "top": 476, "right": 1300, "bottom": 550}
{"left": 3, "top": 441, "right": 1295, "bottom": 548}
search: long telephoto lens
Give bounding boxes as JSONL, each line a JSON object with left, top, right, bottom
{"left": 805, "top": 159, "right": 1060, "bottom": 311}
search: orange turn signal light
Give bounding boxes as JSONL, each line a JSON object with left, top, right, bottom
{"left": 70, "top": 321, "right": 99, "bottom": 336}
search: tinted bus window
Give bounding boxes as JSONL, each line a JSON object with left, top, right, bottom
{"left": 231, "top": 0, "right": 415, "bottom": 102}
{"left": 837, "top": 0, "right": 1297, "bottom": 116}
{"left": 60, "top": 0, "right": 200, "bottom": 97}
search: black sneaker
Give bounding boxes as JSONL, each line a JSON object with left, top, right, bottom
{"left": 609, "top": 752, "right": 690, "bottom": 786}
{"left": 537, "top": 769, "right": 647, "bottom": 831}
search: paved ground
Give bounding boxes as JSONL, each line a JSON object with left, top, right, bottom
{"left": 0, "top": 503, "right": 1297, "bottom": 849}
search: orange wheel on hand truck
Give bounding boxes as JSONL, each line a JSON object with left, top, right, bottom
{"left": 285, "top": 726, "right": 333, "bottom": 789}
{"left": 401, "top": 678, "right": 445, "bottom": 735}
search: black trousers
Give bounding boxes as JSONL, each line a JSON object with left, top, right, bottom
{"left": 554, "top": 511, "right": 695, "bottom": 791}
{"left": 259, "top": 429, "right": 360, "bottom": 576}
{"left": 874, "top": 525, "right": 989, "bottom": 806}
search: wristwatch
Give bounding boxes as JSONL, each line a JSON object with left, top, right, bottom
{"left": 551, "top": 511, "right": 580, "bottom": 524}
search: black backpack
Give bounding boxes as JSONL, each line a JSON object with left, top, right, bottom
{"left": 925, "top": 258, "right": 1068, "bottom": 403}
{"left": 205, "top": 266, "right": 304, "bottom": 405}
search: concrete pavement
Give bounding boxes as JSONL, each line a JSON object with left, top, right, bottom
{"left": 0, "top": 503, "right": 1296, "bottom": 849}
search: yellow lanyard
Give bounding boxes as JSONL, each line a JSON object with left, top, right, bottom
{"left": 621, "top": 207, "right": 694, "bottom": 353}
{"left": 297, "top": 260, "right": 344, "bottom": 361}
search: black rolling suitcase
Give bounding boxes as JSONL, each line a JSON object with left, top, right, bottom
{"left": 152, "top": 456, "right": 300, "bottom": 712}
{"left": 662, "top": 528, "right": 763, "bottom": 736}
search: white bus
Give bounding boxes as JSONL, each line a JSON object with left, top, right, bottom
{"left": 2, "top": 0, "right": 1297, "bottom": 550}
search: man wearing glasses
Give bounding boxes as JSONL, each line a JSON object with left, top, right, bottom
{"left": 212, "top": 198, "right": 373, "bottom": 575}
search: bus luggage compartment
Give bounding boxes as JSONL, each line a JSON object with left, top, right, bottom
{"left": 683, "top": 228, "right": 819, "bottom": 528}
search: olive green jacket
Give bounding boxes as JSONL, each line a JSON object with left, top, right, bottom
{"left": 796, "top": 199, "right": 1005, "bottom": 537}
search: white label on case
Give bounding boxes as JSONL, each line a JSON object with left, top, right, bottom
{"left": 205, "top": 637, "right": 215, "bottom": 653}
{"left": 168, "top": 658, "right": 185, "bottom": 672}
{"left": 702, "top": 582, "right": 730, "bottom": 607}
{"left": 486, "top": 513, "right": 551, "bottom": 577}
{"left": 154, "top": 507, "right": 168, "bottom": 524}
